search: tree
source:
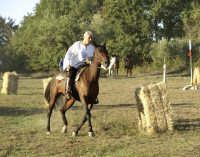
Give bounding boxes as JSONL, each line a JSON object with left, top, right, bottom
{"left": 0, "top": 16, "right": 18, "bottom": 46}
{"left": 0, "top": 16, "right": 22, "bottom": 72}
{"left": 11, "top": 0, "right": 105, "bottom": 71}
{"left": 182, "top": 2, "right": 200, "bottom": 41}
{"left": 101, "top": 0, "right": 153, "bottom": 64}
{"left": 149, "top": 0, "right": 192, "bottom": 41}
{"left": 9, "top": 0, "right": 200, "bottom": 72}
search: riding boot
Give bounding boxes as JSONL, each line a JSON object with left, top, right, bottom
{"left": 65, "top": 78, "right": 72, "bottom": 99}
{"left": 65, "top": 93, "right": 71, "bottom": 99}
{"left": 64, "top": 67, "right": 77, "bottom": 100}
{"left": 65, "top": 90, "right": 71, "bottom": 100}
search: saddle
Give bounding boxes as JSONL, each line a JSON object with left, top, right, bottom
{"left": 55, "top": 67, "right": 85, "bottom": 81}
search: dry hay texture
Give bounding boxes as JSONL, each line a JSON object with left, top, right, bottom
{"left": 1, "top": 71, "right": 19, "bottom": 95}
{"left": 135, "top": 82, "right": 173, "bottom": 135}
{"left": 193, "top": 67, "right": 200, "bottom": 84}
{"left": 42, "top": 77, "right": 52, "bottom": 93}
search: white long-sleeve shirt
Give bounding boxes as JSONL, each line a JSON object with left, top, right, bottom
{"left": 63, "top": 41, "right": 95, "bottom": 69}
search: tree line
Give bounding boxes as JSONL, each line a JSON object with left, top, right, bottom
{"left": 1, "top": 0, "right": 200, "bottom": 73}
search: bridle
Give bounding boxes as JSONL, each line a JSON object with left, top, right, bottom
{"left": 88, "top": 59, "right": 108, "bottom": 70}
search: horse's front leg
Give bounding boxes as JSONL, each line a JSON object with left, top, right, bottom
{"left": 108, "top": 69, "right": 111, "bottom": 76}
{"left": 130, "top": 68, "right": 133, "bottom": 77}
{"left": 126, "top": 69, "right": 128, "bottom": 77}
{"left": 72, "top": 103, "right": 94, "bottom": 137}
{"left": 47, "top": 97, "right": 56, "bottom": 134}
{"left": 85, "top": 104, "right": 94, "bottom": 137}
{"left": 60, "top": 98, "right": 75, "bottom": 134}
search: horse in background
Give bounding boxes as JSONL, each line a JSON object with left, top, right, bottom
{"left": 124, "top": 54, "right": 134, "bottom": 77}
{"left": 44, "top": 42, "right": 110, "bottom": 137}
{"left": 108, "top": 55, "right": 119, "bottom": 77}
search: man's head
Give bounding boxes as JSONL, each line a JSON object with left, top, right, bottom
{"left": 83, "top": 31, "right": 93, "bottom": 45}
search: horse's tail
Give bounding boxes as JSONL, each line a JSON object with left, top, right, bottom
{"left": 44, "top": 78, "right": 54, "bottom": 107}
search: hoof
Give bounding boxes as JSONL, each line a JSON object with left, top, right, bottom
{"left": 72, "top": 131, "right": 77, "bottom": 137}
{"left": 61, "top": 125, "right": 67, "bottom": 134}
{"left": 88, "top": 132, "right": 94, "bottom": 137}
{"left": 46, "top": 131, "right": 51, "bottom": 135}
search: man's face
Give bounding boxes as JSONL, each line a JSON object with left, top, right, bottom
{"left": 84, "top": 34, "right": 93, "bottom": 45}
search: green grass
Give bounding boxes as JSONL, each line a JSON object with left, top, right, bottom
{"left": 0, "top": 74, "right": 200, "bottom": 157}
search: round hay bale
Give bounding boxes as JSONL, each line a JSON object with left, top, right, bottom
{"left": 135, "top": 82, "right": 173, "bottom": 134}
{"left": 193, "top": 67, "right": 200, "bottom": 84}
{"left": 1, "top": 71, "right": 19, "bottom": 95}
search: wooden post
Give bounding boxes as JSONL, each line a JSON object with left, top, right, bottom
{"left": 163, "top": 58, "right": 166, "bottom": 83}
{"left": 189, "top": 40, "right": 193, "bottom": 85}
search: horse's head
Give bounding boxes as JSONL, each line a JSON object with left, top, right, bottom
{"left": 124, "top": 54, "right": 134, "bottom": 69}
{"left": 93, "top": 42, "right": 110, "bottom": 70}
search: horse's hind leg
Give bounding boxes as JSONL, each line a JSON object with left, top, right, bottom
{"left": 130, "top": 68, "right": 133, "bottom": 77}
{"left": 72, "top": 104, "right": 93, "bottom": 137}
{"left": 47, "top": 98, "right": 56, "bottom": 134}
{"left": 60, "top": 99, "right": 75, "bottom": 134}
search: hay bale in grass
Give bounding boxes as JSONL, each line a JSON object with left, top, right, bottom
{"left": 193, "top": 67, "right": 200, "bottom": 84}
{"left": 42, "top": 77, "right": 52, "bottom": 93}
{"left": 135, "top": 82, "right": 173, "bottom": 134}
{"left": 1, "top": 71, "right": 19, "bottom": 95}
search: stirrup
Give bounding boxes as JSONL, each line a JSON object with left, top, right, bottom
{"left": 65, "top": 91, "right": 71, "bottom": 99}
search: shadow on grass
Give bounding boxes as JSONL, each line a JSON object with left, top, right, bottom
{"left": 70, "top": 103, "right": 136, "bottom": 110}
{"left": 0, "top": 104, "right": 135, "bottom": 116}
{"left": 171, "top": 103, "right": 198, "bottom": 108}
{"left": 19, "top": 92, "right": 43, "bottom": 95}
{"left": 0, "top": 107, "right": 46, "bottom": 116}
{"left": 174, "top": 118, "right": 200, "bottom": 131}
{"left": 171, "top": 103, "right": 200, "bottom": 131}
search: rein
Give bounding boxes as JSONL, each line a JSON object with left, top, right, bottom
{"left": 89, "top": 62, "right": 108, "bottom": 70}
{"left": 89, "top": 62, "right": 102, "bottom": 69}
{"left": 74, "top": 58, "right": 105, "bottom": 70}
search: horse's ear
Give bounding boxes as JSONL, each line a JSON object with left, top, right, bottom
{"left": 103, "top": 42, "right": 106, "bottom": 48}
{"left": 93, "top": 41, "right": 98, "bottom": 48}
{"left": 101, "top": 42, "right": 106, "bottom": 50}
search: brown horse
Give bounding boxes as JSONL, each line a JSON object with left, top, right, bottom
{"left": 44, "top": 42, "right": 110, "bottom": 137}
{"left": 124, "top": 54, "right": 134, "bottom": 77}
{"left": 115, "top": 55, "right": 120, "bottom": 76}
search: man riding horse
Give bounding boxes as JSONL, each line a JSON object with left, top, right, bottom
{"left": 63, "top": 31, "right": 95, "bottom": 100}
{"left": 44, "top": 38, "right": 110, "bottom": 136}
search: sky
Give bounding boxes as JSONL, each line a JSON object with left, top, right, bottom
{"left": 0, "top": 0, "right": 40, "bottom": 25}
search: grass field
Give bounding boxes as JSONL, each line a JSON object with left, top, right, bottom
{"left": 0, "top": 73, "right": 200, "bottom": 157}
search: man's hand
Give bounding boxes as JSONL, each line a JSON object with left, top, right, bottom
{"left": 85, "top": 58, "right": 92, "bottom": 64}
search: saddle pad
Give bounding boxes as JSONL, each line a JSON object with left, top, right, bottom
{"left": 55, "top": 74, "right": 66, "bottom": 80}
{"left": 55, "top": 67, "right": 86, "bottom": 81}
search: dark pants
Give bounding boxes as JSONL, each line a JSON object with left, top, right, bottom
{"left": 67, "top": 67, "right": 78, "bottom": 92}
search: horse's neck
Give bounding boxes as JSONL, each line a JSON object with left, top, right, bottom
{"left": 109, "top": 57, "right": 116, "bottom": 69}
{"left": 85, "top": 61, "right": 101, "bottom": 81}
